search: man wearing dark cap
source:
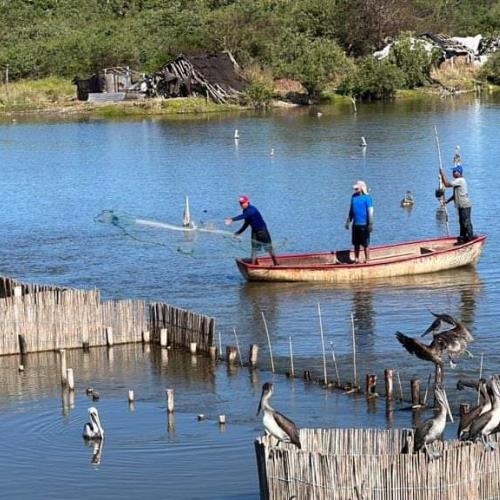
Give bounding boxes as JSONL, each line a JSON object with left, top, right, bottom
{"left": 225, "top": 196, "right": 278, "bottom": 265}
{"left": 440, "top": 165, "right": 474, "bottom": 243}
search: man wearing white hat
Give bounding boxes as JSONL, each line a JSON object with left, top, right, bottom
{"left": 345, "top": 180, "right": 374, "bottom": 264}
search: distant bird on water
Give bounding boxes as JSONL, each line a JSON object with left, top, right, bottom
{"left": 360, "top": 136, "right": 367, "bottom": 147}
{"left": 257, "top": 382, "right": 301, "bottom": 448}
{"left": 83, "top": 407, "right": 104, "bottom": 440}
{"left": 234, "top": 129, "right": 239, "bottom": 139}
{"left": 412, "top": 385, "right": 453, "bottom": 459}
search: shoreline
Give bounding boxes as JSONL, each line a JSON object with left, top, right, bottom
{"left": 1, "top": 80, "right": 499, "bottom": 121}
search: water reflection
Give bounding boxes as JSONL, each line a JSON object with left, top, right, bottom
{"left": 85, "top": 438, "right": 104, "bottom": 465}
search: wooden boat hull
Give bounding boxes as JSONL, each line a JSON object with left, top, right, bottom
{"left": 236, "top": 235, "right": 486, "bottom": 283}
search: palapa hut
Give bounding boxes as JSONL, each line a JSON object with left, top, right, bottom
{"left": 152, "top": 51, "right": 247, "bottom": 103}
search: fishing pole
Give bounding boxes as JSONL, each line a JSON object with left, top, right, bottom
{"left": 433, "top": 125, "right": 450, "bottom": 236}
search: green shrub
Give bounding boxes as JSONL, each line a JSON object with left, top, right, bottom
{"left": 338, "top": 57, "right": 405, "bottom": 100}
{"left": 389, "top": 33, "right": 440, "bottom": 88}
{"left": 479, "top": 51, "right": 500, "bottom": 85}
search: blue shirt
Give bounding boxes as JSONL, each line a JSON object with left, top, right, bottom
{"left": 349, "top": 193, "right": 373, "bottom": 225}
{"left": 232, "top": 204, "right": 267, "bottom": 234}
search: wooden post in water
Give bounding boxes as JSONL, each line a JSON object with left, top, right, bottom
{"left": 166, "top": 388, "right": 175, "bottom": 413}
{"left": 60, "top": 349, "right": 67, "bottom": 386}
{"left": 317, "top": 304, "right": 328, "bottom": 385}
{"left": 218, "top": 331, "right": 223, "bottom": 360}
{"left": 288, "top": 336, "right": 295, "bottom": 377}
{"left": 142, "top": 330, "right": 150, "bottom": 343}
{"left": 350, "top": 313, "right": 358, "bottom": 387}
{"left": 128, "top": 390, "right": 135, "bottom": 403}
{"left": 160, "top": 328, "right": 168, "bottom": 348}
{"left": 226, "top": 345, "right": 238, "bottom": 364}
{"left": 190, "top": 342, "right": 197, "bottom": 355}
{"left": 18, "top": 334, "right": 27, "bottom": 355}
{"left": 106, "top": 327, "right": 114, "bottom": 347}
{"left": 384, "top": 369, "right": 394, "bottom": 400}
{"left": 411, "top": 377, "right": 421, "bottom": 408}
{"left": 434, "top": 364, "right": 443, "bottom": 406}
{"left": 261, "top": 311, "right": 275, "bottom": 373}
{"left": 67, "top": 368, "right": 75, "bottom": 391}
{"left": 209, "top": 345, "right": 217, "bottom": 361}
{"left": 233, "top": 328, "right": 243, "bottom": 367}
{"left": 396, "top": 370, "right": 404, "bottom": 401}
{"left": 366, "top": 374, "right": 377, "bottom": 397}
{"left": 218, "top": 415, "right": 226, "bottom": 425}
{"left": 249, "top": 344, "right": 259, "bottom": 368}
{"left": 82, "top": 341, "right": 90, "bottom": 351}
{"left": 329, "top": 341, "right": 340, "bottom": 386}
{"left": 478, "top": 353, "right": 484, "bottom": 405}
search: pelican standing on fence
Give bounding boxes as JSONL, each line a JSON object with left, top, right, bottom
{"left": 83, "top": 407, "right": 104, "bottom": 440}
{"left": 467, "top": 376, "right": 500, "bottom": 450}
{"left": 257, "top": 382, "right": 301, "bottom": 448}
{"left": 413, "top": 385, "right": 453, "bottom": 459}
{"left": 457, "top": 378, "right": 492, "bottom": 439}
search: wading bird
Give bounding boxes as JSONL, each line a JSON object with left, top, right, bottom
{"left": 83, "top": 407, "right": 104, "bottom": 440}
{"left": 457, "top": 378, "right": 492, "bottom": 439}
{"left": 466, "top": 376, "right": 500, "bottom": 450}
{"left": 414, "top": 385, "right": 453, "bottom": 459}
{"left": 257, "top": 382, "right": 301, "bottom": 449}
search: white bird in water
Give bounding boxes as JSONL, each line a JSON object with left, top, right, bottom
{"left": 317, "top": 112, "right": 323, "bottom": 117}
{"left": 257, "top": 382, "right": 301, "bottom": 448}
{"left": 234, "top": 129, "right": 239, "bottom": 139}
{"left": 83, "top": 407, "right": 104, "bottom": 440}
{"left": 270, "top": 148, "right": 275, "bottom": 156}
{"left": 360, "top": 136, "right": 367, "bottom": 147}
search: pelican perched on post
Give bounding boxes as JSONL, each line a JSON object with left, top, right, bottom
{"left": 422, "top": 312, "right": 474, "bottom": 367}
{"left": 466, "top": 376, "right": 500, "bottom": 450}
{"left": 413, "top": 385, "right": 453, "bottom": 459}
{"left": 83, "top": 407, "right": 104, "bottom": 440}
{"left": 457, "top": 378, "right": 492, "bottom": 439}
{"left": 257, "top": 382, "right": 301, "bottom": 448}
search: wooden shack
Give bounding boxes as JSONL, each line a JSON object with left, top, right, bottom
{"left": 153, "top": 52, "right": 247, "bottom": 103}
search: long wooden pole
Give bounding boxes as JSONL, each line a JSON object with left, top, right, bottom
{"left": 350, "top": 313, "right": 357, "bottom": 386}
{"left": 261, "top": 311, "right": 275, "bottom": 373}
{"left": 434, "top": 125, "right": 450, "bottom": 235}
{"left": 318, "top": 304, "right": 328, "bottom": 385}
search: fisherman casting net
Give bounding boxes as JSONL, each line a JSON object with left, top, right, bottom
{"left": 95, "top": 210, "right": 288, "bottom": 259}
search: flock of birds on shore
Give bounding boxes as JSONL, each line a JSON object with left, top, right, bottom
{"left": 81, "top": 310, "right": 496, "bottom": 462}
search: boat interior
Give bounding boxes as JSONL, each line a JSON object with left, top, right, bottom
{"left": 246, "top": 238, "right": 463, "bottom": 267}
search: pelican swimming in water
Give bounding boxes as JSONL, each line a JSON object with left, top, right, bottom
{"left": 457, "top": 378, "right": 492, "bottom": 439}
{"left": 466, "top": 376, "right": 500, "bottom": 450}
{"left": 257, "top": 382, "right": 301, "bottom": 448}
{"left": 83, "top": 407, "right": 104, "bottom": 440}
{"left": 413, "top": 385, "right": 453, "bottom": 459}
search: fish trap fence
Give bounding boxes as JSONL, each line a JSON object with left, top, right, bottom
{"left": 0, "top": 276, "right": 214, "bottom": 355}
{"left": 149, "top": 302, "right": 214, "bottom": 352}
{"left": 255, "top": 428, "right": 500, "bottom": 500}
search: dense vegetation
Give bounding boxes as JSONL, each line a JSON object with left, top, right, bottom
{"left": 0, "top": 0, "right": 499, "bottom": 102}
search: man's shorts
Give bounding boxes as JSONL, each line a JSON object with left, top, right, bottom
{"left": 352, "top": 224, "right": 369, "bottom": 247}
{"left": 251, "top": 228, "right": 273, "bottom": 251}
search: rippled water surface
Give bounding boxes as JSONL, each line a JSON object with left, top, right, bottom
{"left": 1, "top": 94, "right": 500, "bottom": 497}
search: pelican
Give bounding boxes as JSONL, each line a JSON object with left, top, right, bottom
{"left": 413, "top": 385, "right": 453, "bottom": 459}
{"left": 270, "top": 148, "right": 275, "bottom": 156}
{"left": 83, "top": 407, "right": 104, "bottom": 440}
{"left": 400, "top": 191, "right": 415, "bottom": 207}
{"left": 257, "top": 382, "right": 301, "bottom": 448}
{"left": 86, "top": 387, "right": 94, "bottom": 396}
{"left": 234, "top": 129, "right": 239, "bottom": 139}
{"left": 395, "top": 331, "right": 444, "bottom": 366}
{"left": 360, "top": 136, "right": 367, "bottom": 147}
{"left": 457, "top": 378, "right": 492, "bottom": 439}
{"left": 467, "top": 376, "right": 500, "bottom": 450}
{"left": 422, "top": 312, "right": 474, "bottom": 367}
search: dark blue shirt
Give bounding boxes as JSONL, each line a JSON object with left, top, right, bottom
{"left": 232, "top": 204, "right": 267, "bottom": 234}
{"left": 349, "top": 193, "right": 373, "bottom": 225}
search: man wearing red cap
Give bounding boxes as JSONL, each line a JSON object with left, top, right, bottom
{"left": 225, "top": 196, "right": 278, "bottom": 265}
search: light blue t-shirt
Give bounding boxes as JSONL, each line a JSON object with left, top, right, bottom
{"left": 349, "top": 193, "right": 373, "bottom": 225}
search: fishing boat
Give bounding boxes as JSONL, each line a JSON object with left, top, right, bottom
{"left": 236, "top": 235, "right": 486, "bottom": 283}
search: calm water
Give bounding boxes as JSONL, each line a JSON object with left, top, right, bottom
{"left": 1, "top": 94, "right": 500, "bottom": 497}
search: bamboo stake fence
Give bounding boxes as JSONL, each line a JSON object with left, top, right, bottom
{"left": 0, "top": 276, "right": 214, "bottom": 356}
{"left": 255, "top": 428, "right": 500, "bottom": 500}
